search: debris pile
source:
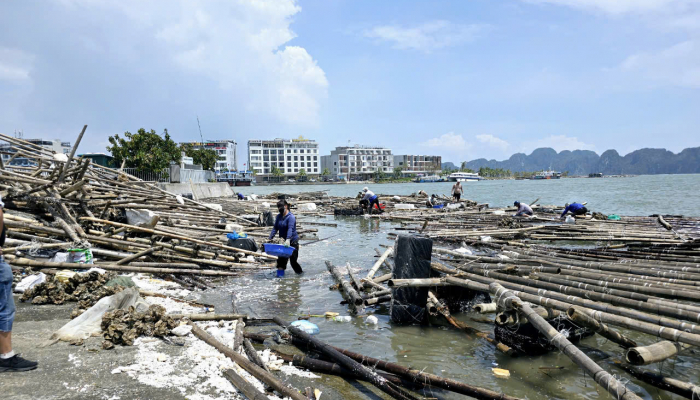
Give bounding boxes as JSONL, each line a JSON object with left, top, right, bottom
{"left": 101, "top": 304, "right": 178, "bottom": 349}
{"left": 20, "top": 271, "right": 118, "bottom": 305}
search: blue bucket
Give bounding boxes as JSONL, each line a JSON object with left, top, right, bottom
{"left": 263, "top": 243, "right": 295, "bottom": 258}
{"left": 433, "top": 204, "right": 445, "bottom": 209}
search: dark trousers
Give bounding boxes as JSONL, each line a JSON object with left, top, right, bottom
{"left": 572, "top": 207, "right": 588, "bottom": 216}
{"left": 277, "top": 241, "right": 302, "bottom": 273}
{"left": 369, "top": 198, "right": 382, "bottom": 213}
{"left": 454, "top": 193, "right": 461, "bottom": 201}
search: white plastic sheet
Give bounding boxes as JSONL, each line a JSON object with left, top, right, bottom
{"left": 50, "top": 288, "right": 149, "bottom": 342}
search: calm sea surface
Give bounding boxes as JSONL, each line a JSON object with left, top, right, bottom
{"left": 201, "top": 174, "right": 700, "bottom": 399}
{"left": 244, "top": 173, "right": 700, "bottom": 217}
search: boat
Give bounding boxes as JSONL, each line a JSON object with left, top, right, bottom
{"left": 217, "top": 170, "right": 253, "bottom": 186}
{"left": 588, "top": 172, "right": 603, "bottom": 178}
{"left": 531, "top": 169, "right": 561, "bottom": 180}
{"left": 447, "top": 172, "right": 481, "bottom": 182}
{"left": 414, "top": 174, "right": 443, "bottom": 183}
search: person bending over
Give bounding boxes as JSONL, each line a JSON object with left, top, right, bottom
{"left": 513, "top": 201, "right": 533, "bottom": 217}
{"left": 560, "top": 202, "right": 588, "bottom": 219}
{"left": 360, "top": 187, "right": 382, "bottom": 214}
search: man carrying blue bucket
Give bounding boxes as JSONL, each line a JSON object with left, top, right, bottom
{"left": 268, "top": 199, "right": 303, "bottom": 277}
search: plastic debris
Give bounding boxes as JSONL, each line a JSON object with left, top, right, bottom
{"left": 171, "top": 325, "right": 193, "bottom": 337}
{"left": 492, "top": 368, "right": 511, "bottom": 378}
{"left": 291, "top": 320, "right": 320, "bottom": 335}
{"left": 366, "top": 315, "right": 379, "bottom": 325}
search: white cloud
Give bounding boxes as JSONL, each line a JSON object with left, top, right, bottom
{"left": 53, "top": 0, "right": 328, "bottom": 127}
{"left": 422, "top": 132, "right": 471, "bottom": 150}
{"left": 364, "top": 20, "right": 488, "bottom": 52}
{"left": 524, "top": 134, "right": 596, "bottom": 153}
{"left": 476, "top": 134, "right": 509, "bottom": 151}
{"left": 0, "top": 47, "right": 34, "bottom": 82}
{"left": 616, "top": 40, "right": 700, "bottom": 88}
{"left": 522, "top": 0, "right": 689, "bottom": 15}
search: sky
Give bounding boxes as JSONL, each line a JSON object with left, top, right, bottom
{"left": 1, "top": 0, "right": 699, "bottom": 166}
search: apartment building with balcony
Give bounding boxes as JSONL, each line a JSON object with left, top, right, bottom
{"left": 393, "top": 155, "right": 442, "bottom": 175}
{"left": 247, "top": 137, "right": 319, "bottom": 181}
{"left": 321, "top": 145, "right": 393, "bottom": 181}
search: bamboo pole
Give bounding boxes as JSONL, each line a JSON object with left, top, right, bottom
{"left": 367, "top": 247, "right": 392, "bottom": 280}
{"left": 188, "top": 322, "right": 307, "bottom": 400}
{"left": 222, "top": 369, "right": 270, "bottom": 400}
{"left": 566, "top": 306, "right": 637, "bottom": 348}
{"left": 80, "top": 216, "right": 276, "bottom": 260}
{"left": 115, "top": 246, "right": 162, "bottom": 265}
{"left": 274, "top": 316, "right": 420, "bottom": 400}
{"left": 490, "top": 283, "right": 642, "bottom": 400}
{"left": 326, "top": 261, "right": 363, "bottom": 307}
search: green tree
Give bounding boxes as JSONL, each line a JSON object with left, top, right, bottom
{"left": 107, "top": 128, "right": 181, "bottom": 172}
{"left": 181, "top": 144, "right": 218, "bottom": 171}
{"left": 460, "top": 161, "right": 467, "bottom": 171}
{"left": 375, "top": 168, "right": 385, "bottom": 181}
{"left": 321, "top": 167, "right": 330, "bottom": 177}
{"left": 271, "top": 165, "right": 283, "bottom": 182}
{"left": 393, "top": 166, "right": 403, "bottom": 179}
{"left": 297, "top": 168, "right": 307, "bottom": 182}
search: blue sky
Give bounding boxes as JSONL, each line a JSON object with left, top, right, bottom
{"left": 1, "top": 0, "right": 698, "bottom": 165}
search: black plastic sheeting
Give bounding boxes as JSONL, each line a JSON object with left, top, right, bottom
{"left": 259, "top": 211, "right": 275, "bottom": 227}
{"left": 390, "top": 234, "right": 434, "bottom": 325}
{"left": 494, "top": 315, "right": 594, "bottom": 356}
{"left": 226, "top": 237, "right": 258, "bottom": 252}
{"left": 333, "top": 208, "right": 365, "bottom": 216}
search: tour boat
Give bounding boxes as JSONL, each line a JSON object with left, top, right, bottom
{"left": 448, "top": 172, "right": 482, "bottom": 182}
{"left": 531, "top": 170, "right": 561, "bottom": 180}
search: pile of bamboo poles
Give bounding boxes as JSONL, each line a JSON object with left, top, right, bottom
{"left": 0, "top": 127, "right": 286, "bottom": 290}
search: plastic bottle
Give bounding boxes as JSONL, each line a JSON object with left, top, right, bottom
{"left": 331, "top": 316, "right": 351, "bottom": 322}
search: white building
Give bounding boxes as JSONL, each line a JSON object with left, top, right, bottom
{"left": 321, "top": 145, "right": 393, "bottom": 181}
{"left": 180, "top": 140, "right": 237, "bottom": 172}
{"left": 248, "top": 137, "right": 319, "bottom": 181}
{"left": 0, "top": 138, "right": 71, "bottom": 167}
{"left": 393, "top": 155, "right": 442, "bottom": 175}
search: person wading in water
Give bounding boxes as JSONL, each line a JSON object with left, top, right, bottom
{"left": 268, "top": 199, "right": 303, "bottom": 277}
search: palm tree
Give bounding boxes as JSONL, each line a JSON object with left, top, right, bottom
{"left": 297, "top": 168, "right": 307, "bottom": 182}
{"left": 271, "top": 165, "right": 283, "bottom": 182}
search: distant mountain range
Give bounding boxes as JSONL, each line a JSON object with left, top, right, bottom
{"left": 441, "top": 147, "right": 700, "bottom": 176}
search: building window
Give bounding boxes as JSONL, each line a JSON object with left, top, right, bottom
{"left": 300, "top": 149, "right": 304, "bottom": 153}
{"left": 287, "top": 156, "right": 291, "bottom": 161}
{"left": 294, "top": 162, "right": 298, "bottom": 167}
{"left": 313, "top": 156, "right": 317, "bottom": 160}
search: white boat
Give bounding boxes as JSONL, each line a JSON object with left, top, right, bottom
{"left": 448, "top": 172, "right": 481, "bottom": 182}
{"left": 531, "top": 169, "right": 561, "bottom": 180}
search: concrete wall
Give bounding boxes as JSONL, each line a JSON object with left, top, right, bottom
{"left": 157, "top": 182, "right": 234, "bottom": 200}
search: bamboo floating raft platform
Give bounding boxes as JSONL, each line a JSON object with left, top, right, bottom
{"left": 5, "top": 134, "right": 700, "bottom": 400}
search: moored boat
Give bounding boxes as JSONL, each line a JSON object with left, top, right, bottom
{"left": 531, "top": 170, "right": 561, "bottom": 180}
{"left": 448, "top": 172, "right": 481, "bottom": 182}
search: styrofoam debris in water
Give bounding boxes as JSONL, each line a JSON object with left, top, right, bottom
{"left": 365, "top": 315, "right": 378, "bottom": 325}
{"left": 258, "top": 349, "right": 320, "bottom": 378}
{"left": 480, "top": 236, "right": 493, "bottom": 242}
{"left": 454, "top": 247, "right": 472, "bottom": 255}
